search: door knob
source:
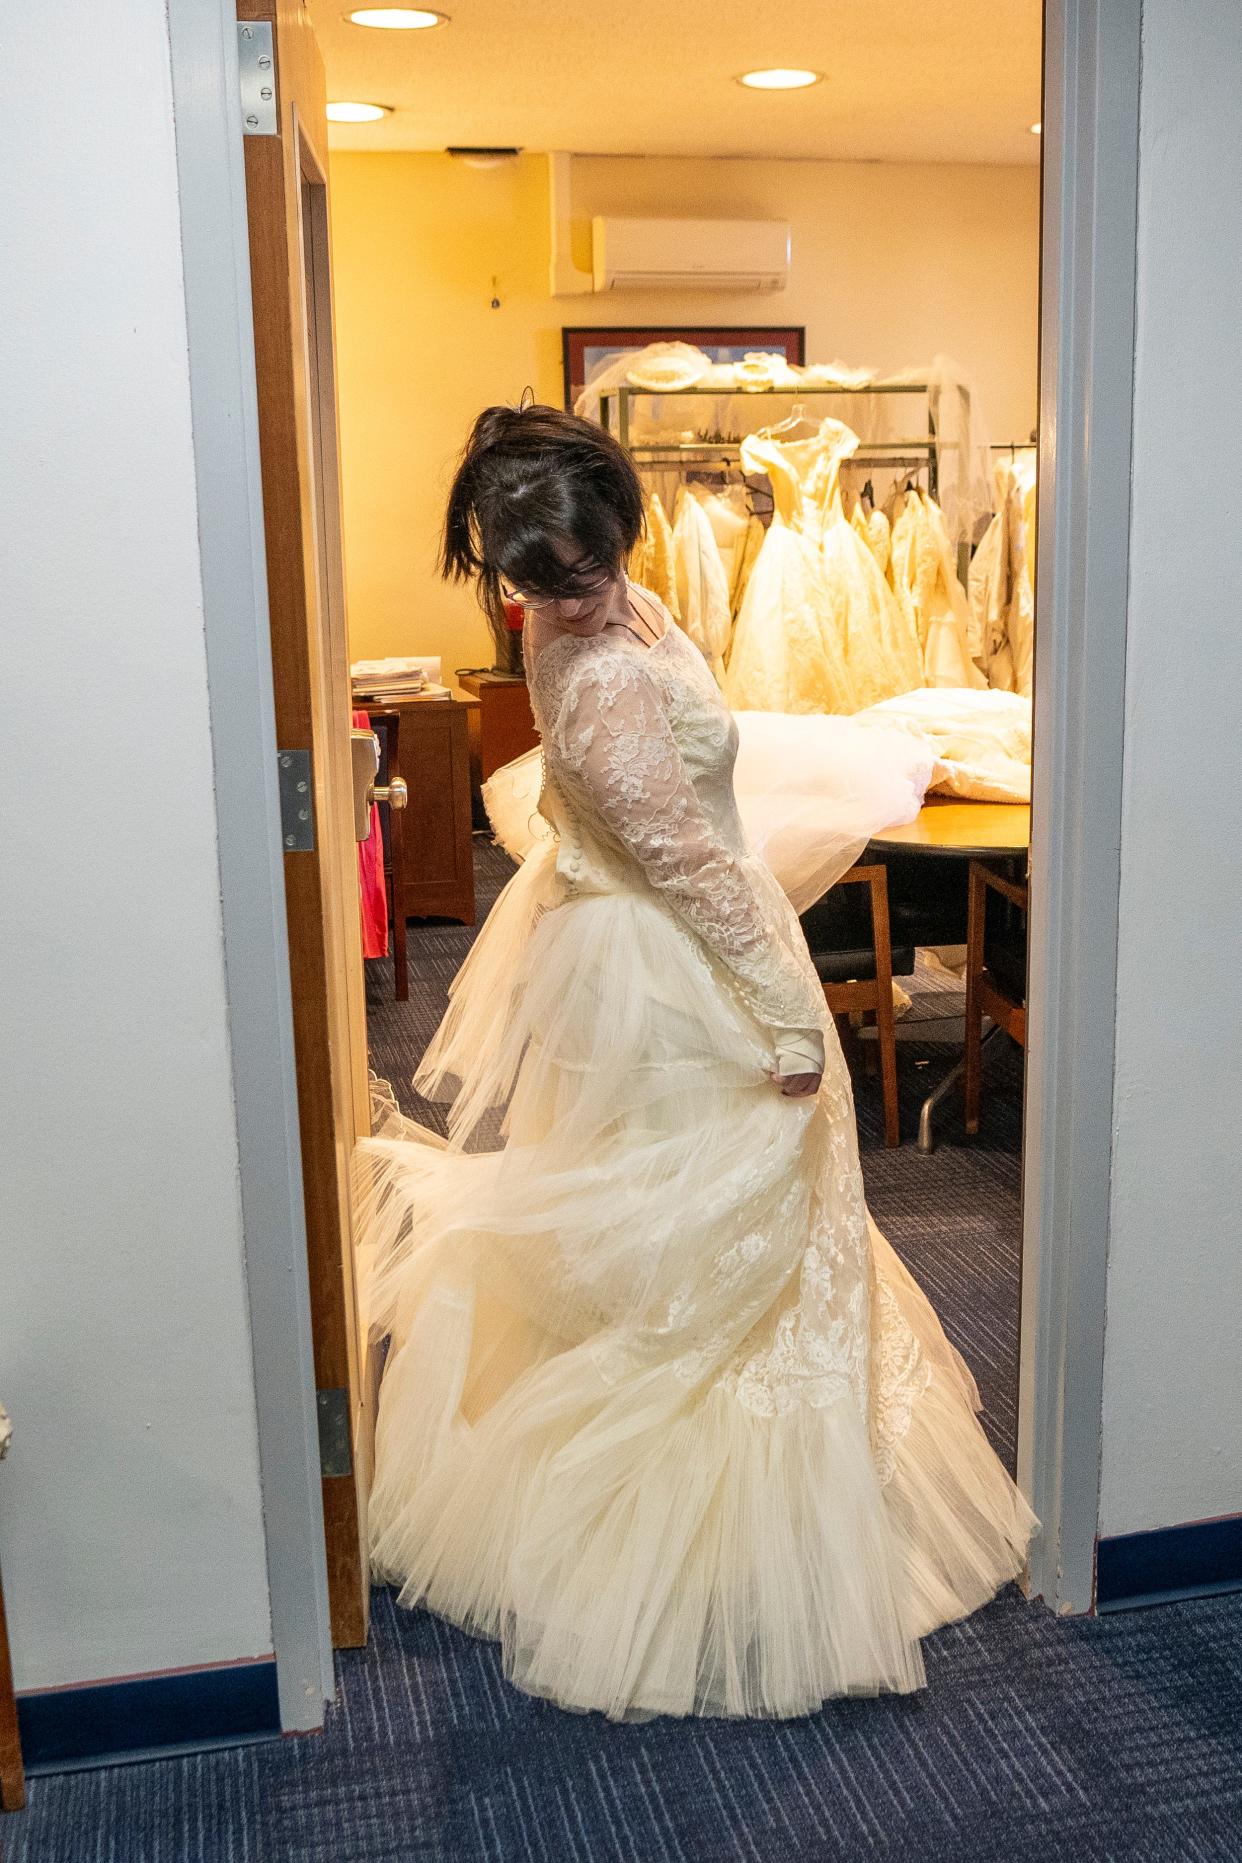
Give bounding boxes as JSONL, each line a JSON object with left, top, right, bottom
{"left": 371, "top": 775, "right": 407, "bottom": 810}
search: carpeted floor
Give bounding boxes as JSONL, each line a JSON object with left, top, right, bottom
{"left": 12, "top": 840, "right": 1242, "bottom": 1861}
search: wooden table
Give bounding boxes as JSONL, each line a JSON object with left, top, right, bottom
{"left": 869, "top": 798, "right": 1031, "bottom": 1151}
{"left": 870, "top": 798, "right": 1031, "bottom": 855}
{"left": 362, "top": 690, "right": 479, "bottom": 926}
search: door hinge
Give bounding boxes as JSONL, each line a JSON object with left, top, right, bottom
{"left": 237, "top": 21, "right": 277, "bottom": 137}
{"left": 316, "top": 1388, "right": 353, "bottom": 1478}
{"left": 278, "top": 749, "right": 314, "bottom": 851}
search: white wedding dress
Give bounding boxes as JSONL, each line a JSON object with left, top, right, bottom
{"left": 356, "top": 607, "right": 1037, "bottom": 1722}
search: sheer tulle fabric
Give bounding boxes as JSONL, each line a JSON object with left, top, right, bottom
{"left": 482, "top": 704, "right": 934, "bottom": 917}
{"left": 355, "top": 606, "right": 1036, "bottom": 1721}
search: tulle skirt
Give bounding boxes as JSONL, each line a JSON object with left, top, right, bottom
{"left": 354, "top": 842, "right": 1037, "bottom": 1720}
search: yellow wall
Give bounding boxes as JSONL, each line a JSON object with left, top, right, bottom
{"left": 329, "top": 152, "right": 1040, "bottom": 671}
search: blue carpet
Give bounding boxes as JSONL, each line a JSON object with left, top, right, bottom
{"left": 12, "top": 840, "right": 1241, "bottom": 1860}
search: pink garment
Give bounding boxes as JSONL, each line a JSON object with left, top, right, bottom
{"left": 354, "top": 709, "right": 388, "bottom": 959}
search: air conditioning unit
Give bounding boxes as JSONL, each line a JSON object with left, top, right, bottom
{"left": 591, "top": 216, "right": 790, "bottom": 293}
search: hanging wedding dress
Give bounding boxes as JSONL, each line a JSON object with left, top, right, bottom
{"left": 722, "top": 429, "right": 859, "bottom": 714}
{"left": 687, "top": 483, "right": 763, "bottom": 626}
{"left": 357, "top": 602, "right": 1037, "bottom": 1722}
{"left": 889, "top": 488, "right": 986, "bottom": 690}
{"left": 966, "top": 457, "right": 1037, "bottom": 695}
{"left": 671, "top": 488, "right": 732, "bottom": 682}
{"left": 725, "top": 420, "right": 922, "bottom": 714}
{"left": 805, "top": 424, "right": 924, "bottom": 707}
{"left": 852, "top": 497, "right": 893, "bottom": 577}
{"left": 628, "top": 490, "right": 681, "bottom": 622}
{"left": 1006, "top": 462, "right": 1037, "bottom": 699}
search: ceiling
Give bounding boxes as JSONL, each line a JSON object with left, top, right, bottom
{"left": 309, "top": 0, "right": 1043, "bottom": 165}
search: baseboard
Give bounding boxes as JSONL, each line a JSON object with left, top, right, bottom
{"left": 18, "top": 1655, "right": 281, "bottom": 1772}
{"left": 1096, "top": 1512, "right": 1242, "bottom": 1612}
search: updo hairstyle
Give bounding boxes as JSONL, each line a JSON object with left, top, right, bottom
{"left": 441, "top": 401, "right": 645, "bottom": 659}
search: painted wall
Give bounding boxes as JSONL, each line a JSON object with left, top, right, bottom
{"left": 0, "top": 1, "right": 274, "bottom": 1687}
{"left": 329, "top": 152, "right": 1040, "bottom": 671}
{"left": 1099, "top": 0, "right": 1242, "bottom": 1538}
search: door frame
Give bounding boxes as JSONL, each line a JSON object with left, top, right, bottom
{"left": 166, "top": 0, "right": 333, "bottom": 1730}
{"left": 1018, "top": 0, "right": 1142, "bottom": 1613}
{"left": 168, "top": 0, "right": 1142, "bottom": 1727}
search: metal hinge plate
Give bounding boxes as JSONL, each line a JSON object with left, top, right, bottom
{"left": 237, "top": 21, "right": 277, "bottom": 137}
{"left": 278, "top": 749, "right": 314, "bottom": 851}
{"left": 316, "top": 1388, "right": 353, "bottom": 1478}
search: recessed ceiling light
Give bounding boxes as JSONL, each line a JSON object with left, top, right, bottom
{"left": 1030, "top": 121, "right": 1042, "bottom": 134}
{"left": 737, "top": 68, "right": 823, "bottom": 91}
{"left": 326, "top": 101, "right": 390, "bottom": 123}
{"left": 346, "top": 8, "right": 448, "bottom": 26}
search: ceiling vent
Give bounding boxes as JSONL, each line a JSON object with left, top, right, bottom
{"left": 446, "top": 146, "right": 521, "bottom": 169}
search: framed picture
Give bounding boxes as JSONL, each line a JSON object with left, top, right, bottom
{"left": 562, "top": 325, "right": 806, "bottom": 413}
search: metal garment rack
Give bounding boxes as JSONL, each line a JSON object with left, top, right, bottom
{"left": 599, "top": 381, "right": 942, "bottom": 498}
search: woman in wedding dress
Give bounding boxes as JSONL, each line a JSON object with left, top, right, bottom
{"left": 357, "top": 403, "right": 1036, "bottom": 1722}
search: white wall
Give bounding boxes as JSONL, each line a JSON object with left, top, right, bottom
{"left": 1099, "top": 0, "right": 1242, "bottom": 1538}
{"left": 0, "top": 1, "right": 273, "bottom": 1687}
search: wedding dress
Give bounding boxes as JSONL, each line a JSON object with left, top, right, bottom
{"left": 671, "top": 488, "right": 732, "bottom": 681}
{"left": 723, "top": 431, "right": 858, "bottom": 715}
{"left": 725, "top": 420, "right": 922, "bottom": 714}
{"left": 805, "top": 426, "right": 923, "bottom": 706}
{"left": 889, "top": 489, "right": 986, "bottom": 691}
{"left": 356, "top": 600, "right": 1037, "bottom": 1722}
{"left": 628, "top": 490, "right": 680, "bottom": 623}
{"left": 966, "top": 458, "right": 1037, "bottom": 696}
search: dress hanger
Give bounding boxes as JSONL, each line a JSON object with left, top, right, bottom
{"left": 757, "top": 401, "right": 821, "bottom": 441}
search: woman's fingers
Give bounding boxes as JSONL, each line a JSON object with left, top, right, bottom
{"left": 769, "top": 1071, "right": 823, "bottom": 1098}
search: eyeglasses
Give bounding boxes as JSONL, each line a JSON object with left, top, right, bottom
{"left": 498, "top": 565, "right": 614, "bottom": 610}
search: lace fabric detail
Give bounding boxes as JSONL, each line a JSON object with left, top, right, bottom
{"left": 520, "top": 615, "right": 930, "bottom": 1462}
{"left": 528, "top": 625, "right": 827, "bottom": 1050}
{"left": 870, "top": 1280, "right": 933, "bottom": 1485}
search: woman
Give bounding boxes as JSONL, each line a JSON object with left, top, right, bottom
{"left": 357, "top": 403, "right": 1036, "bottom": 1722}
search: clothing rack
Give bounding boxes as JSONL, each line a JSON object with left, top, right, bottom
{"left": 600, "top": 381, "right": 942, "bottom": 499}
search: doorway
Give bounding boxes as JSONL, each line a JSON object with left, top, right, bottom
{"left": 172, "top": 0, "right": 1140, "bottom": 1725}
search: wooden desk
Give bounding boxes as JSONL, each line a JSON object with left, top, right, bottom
{"left": 456, "top": 672, "right": 539, "bottom": 784}
{"left": 868, "top": 797, "right": 1030, "bottom": 1151}
{"left": 367, "top": 691, "right": 478, "bottom": 926}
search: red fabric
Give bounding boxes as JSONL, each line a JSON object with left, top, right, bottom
{"left": 354, "top": 709, "right": 388, "bottom": 959}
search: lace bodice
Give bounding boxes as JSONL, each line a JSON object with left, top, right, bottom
{"left": 526, "top": 613, "right": 827, "bottom": 1071}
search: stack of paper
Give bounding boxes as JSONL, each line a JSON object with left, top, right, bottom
{"left": 350, "top": 657, "right": 428, "bottom": 699}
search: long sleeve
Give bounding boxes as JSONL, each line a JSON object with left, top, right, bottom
{"left": 551, "top": 653, "right": 826, "bottom": 1073}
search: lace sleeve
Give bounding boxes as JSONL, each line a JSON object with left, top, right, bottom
{"left": 551, "top": 651, "right": 826, "bottom": 1067}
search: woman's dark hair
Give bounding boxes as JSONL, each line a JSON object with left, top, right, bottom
{"left": 441, "top": 401, "right": 645, "bottom": 659}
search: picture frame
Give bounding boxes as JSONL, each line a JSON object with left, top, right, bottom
{"left": 561, "top": 325, "right": 807, "bottom": 413}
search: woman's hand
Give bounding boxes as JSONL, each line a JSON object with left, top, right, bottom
{"left": 770, "top": 1070, "right": 822, "bottom": 1099}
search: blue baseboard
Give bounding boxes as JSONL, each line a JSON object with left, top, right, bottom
{"left": 18, "top": 1657, "right": 281, "bottom": 1772}
{"left": 1096, "top": 1512, "right": 1242, "bottom": 1612}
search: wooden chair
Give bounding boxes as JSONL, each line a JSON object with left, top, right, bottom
{"left": 0, "top": 1406, "right": 25, "bottom": 1812}
{"left": 371, "top": 711, "right": 408, "bottom": 1002}
{"left": 964, "top": 858, "right": 1029, "bottom": 1135}
{"left": 802, "top": 864, "right": 902, "bottom": 1148}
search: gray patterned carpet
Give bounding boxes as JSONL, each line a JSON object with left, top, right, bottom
{"left": 12, "top": 840, "right": 1242, "bottom": 1860}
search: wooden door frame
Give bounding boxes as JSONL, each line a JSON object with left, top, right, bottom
{"left": 166, "top": 0, "right": 332, "bottom": 1731}
{"left": 166, "top": 0, "right": 1142, "bottom": 1729}
{"left": 236, "top": 0, "right": 372, "bottom": 1652}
